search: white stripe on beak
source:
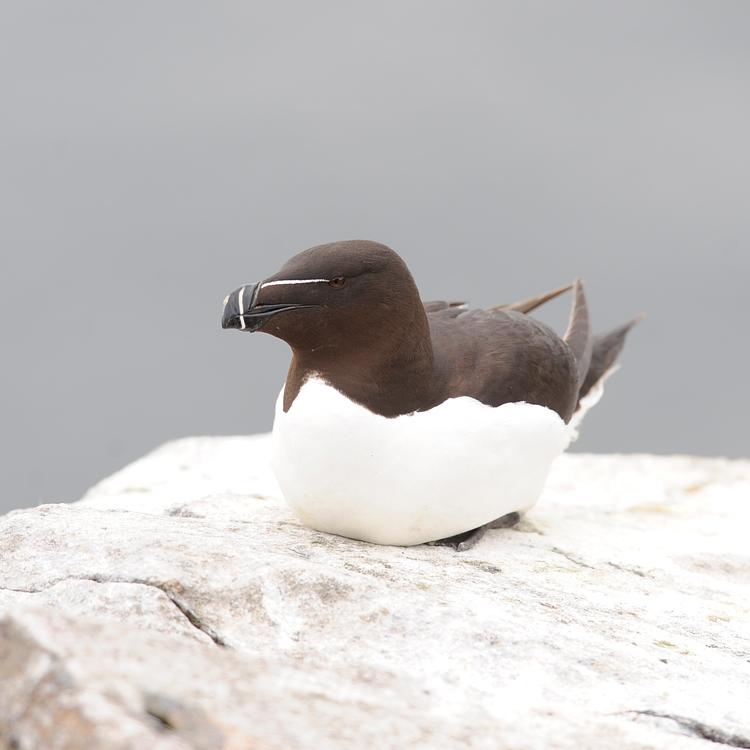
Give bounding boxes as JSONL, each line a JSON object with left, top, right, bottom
{"left": 238, "top": 286, "right": 246, "bottom": 330}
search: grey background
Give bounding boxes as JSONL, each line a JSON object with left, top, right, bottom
{"left": 1, "top": 1, "right": 748, "bottom": 514}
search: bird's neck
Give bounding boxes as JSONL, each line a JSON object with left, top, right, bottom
{"left": 283, "top": 307, "right": 439, "bottom": 417}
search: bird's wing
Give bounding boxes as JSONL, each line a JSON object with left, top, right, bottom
{"left": 488, "top": 283, "right": 573, "bottom": 314}
{"left": 424, "top": 283, "right": 573, "bottom": 320}
{"left": 422, "top": 300, "right": 469, "bottom": 318}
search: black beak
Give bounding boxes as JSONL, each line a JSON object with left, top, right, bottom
{"left": 221, "top": 282, "right": 309, "bottom": 332}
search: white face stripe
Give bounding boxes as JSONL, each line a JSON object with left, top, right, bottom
{"left": 238, "top": 285, "right": 246, "bottom": 330}
{"left": 260, "top": 278, "right": 329, "bottom": 289}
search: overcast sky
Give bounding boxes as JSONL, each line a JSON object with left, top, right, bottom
{"left": 1, "top": 1, "right": 749, "bottom": 513}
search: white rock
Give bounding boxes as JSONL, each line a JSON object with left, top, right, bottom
{"left": 1, "top": 436, "right": 749, "bottom": 749}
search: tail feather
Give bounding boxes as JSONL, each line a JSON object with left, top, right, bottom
{"left": 563, "top": 279, "right": 592, "bottom": 388}
{"left": 577, "top": 316, "right": 643, "bottom": 407}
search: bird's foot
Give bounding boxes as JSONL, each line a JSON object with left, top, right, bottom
{"left": 432, "top": 524, "right": 490, "bottom": 552}
{"left": 431, "top": 512, "right": 522, "bottom": 552}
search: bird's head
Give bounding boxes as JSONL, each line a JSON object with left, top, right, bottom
{"left": 221, "top": 240, "right": 422, "bottom": 353}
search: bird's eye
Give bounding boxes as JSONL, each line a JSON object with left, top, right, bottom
{"left": 329, "top": 276, "right": 346, "bottom": 289}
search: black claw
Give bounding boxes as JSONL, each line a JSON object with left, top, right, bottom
{"left": 431, "top": 512, "right": 523, "bottom": 551}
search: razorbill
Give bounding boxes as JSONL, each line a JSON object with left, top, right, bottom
{"left": 221, "top": 240, "right": 638, "bottom": 548}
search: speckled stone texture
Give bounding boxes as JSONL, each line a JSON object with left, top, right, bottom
{"left": 1, "top": 436, "right": 749, "bottom": 750}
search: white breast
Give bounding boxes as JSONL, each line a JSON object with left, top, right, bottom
{"left": 271, "top": 378, "right": 572, "bottom": 546}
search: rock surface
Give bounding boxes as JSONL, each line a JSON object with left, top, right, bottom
{"left": 1, "top": 435, "right": 749, "bottom": 749}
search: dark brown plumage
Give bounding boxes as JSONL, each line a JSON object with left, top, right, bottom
{"left": 221, "top": 240, "right": 637, "bottom": 423}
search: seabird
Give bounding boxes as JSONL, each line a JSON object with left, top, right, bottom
{"left": 221, "top": 240, "right": 638, "bottom": 549}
